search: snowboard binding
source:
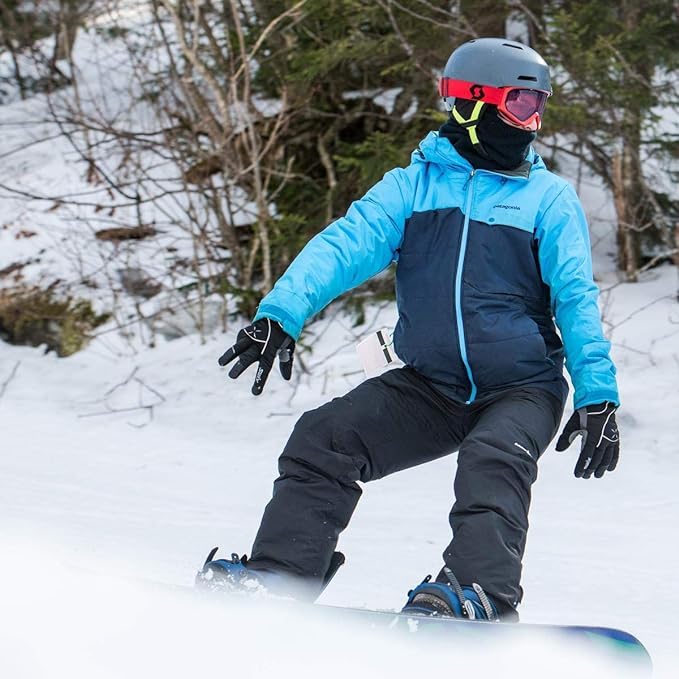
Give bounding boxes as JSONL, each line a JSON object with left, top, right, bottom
{"left": 402, "top": 567, "right": 500, "bottom": 622}
{"left": 195, "top": 548, "right": 345, "bottom": 600}
{"left": 195, "top": 549, "right": 257, "bottom": 592}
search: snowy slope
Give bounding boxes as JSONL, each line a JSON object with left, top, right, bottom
{"left": 0, "top": 6, "right": 241, "bottom": 338}
{"left": 1, "top": 265, "right": 677, "bottom": 678}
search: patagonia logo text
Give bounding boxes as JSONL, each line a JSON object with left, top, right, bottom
{"left": 493, "top": 204, "right": 521, "bottom": 210}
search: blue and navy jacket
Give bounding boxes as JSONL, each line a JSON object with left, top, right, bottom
{"left": 255, "top": 132, "right": 619, "bottom": 409}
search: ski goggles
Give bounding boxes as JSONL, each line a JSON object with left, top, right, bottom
{"left": 438, "top": 78, "right": 550, "bottom": 131}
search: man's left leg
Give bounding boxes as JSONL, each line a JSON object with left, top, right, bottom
{"left": 437, "top": 387, "right": 564, "bottom": 619}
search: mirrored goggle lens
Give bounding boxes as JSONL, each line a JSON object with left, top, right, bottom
{"left": 503, "top": 89, "right": 548, "bottom": 121}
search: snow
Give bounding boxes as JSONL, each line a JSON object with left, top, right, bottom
{"left": 1, "top": 6, "right": 678, "bottom": 677}
{"left": 1, "top": 265, "right": 677, "bottom": 677}
{"left": 0, "top": 544, "right": 641, "bottom": 679}
{"left": 0, "top": 9, "right": 258, "bottom": 328}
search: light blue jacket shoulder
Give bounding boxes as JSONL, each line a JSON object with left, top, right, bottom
{"left": 254, "top": 159, "right": 420, "bottom": 339}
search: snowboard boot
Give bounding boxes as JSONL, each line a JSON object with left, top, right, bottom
{"left": 402, "top": 568, "right": 500, "bottom": 622}
{"left": 195, "top": 549, "right": 265, "bottom": 593}
{"left": 195, "top": 548, "right": 345, "bottom": 601}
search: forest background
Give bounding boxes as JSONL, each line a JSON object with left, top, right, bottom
{"left": 0, "top": 0, "right": 677, "bottom": 355}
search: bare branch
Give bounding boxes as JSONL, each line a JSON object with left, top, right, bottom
{"left": 78, "top": 366, "right": 166, "bottom": 427}
{"left": 0, "top": 361, "right": 21, "bottom": 402}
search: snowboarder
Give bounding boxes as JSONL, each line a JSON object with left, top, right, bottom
{"left": 202, "top": 38, "right": 620, "bottom": 622}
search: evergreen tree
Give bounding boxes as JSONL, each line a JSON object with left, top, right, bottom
{"left": 252, "top": 0, "right": 461, "bottom": 268}
{"left": 534, "top": 1, "right": 679, "bottom": 279}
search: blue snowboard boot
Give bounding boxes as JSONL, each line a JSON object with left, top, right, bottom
{"left": 195, "top": 549, "right": 267, "bottom": 593}
{"left": 402, "top": 568, "right": 501, "bottom": 622}
{"left": 195, "top": 548, "right": 345, "bottom": 600}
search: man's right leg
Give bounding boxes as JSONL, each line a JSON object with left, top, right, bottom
{"left": 247, "top": 367, "right": 467, "bottom": 590}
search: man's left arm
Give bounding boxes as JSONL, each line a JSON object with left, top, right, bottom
{"left": 536, "top": 184, "right": 620, "bottom": 479}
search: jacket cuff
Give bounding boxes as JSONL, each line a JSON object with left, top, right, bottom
{"left": 574, "top": 389, "right": 620, "bottom": 410}
{"left": 254, "top": 302, "right": 306, "bottom": 340}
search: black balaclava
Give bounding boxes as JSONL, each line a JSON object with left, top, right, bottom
{"left": 439, "top": 98, "right": 536, "bottom": 172}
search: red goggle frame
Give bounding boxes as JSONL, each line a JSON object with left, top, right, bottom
{"left": 438, "top": 78, "right": 550, "bottom": 132}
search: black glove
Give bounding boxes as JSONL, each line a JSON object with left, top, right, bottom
{"left": 555, "top": 402, "right": 620, "bottom": 479}
{"left": 218, "top": 318, "right": 295, "bottom": 395}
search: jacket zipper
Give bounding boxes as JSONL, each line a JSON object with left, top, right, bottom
{"left": 455, "top": 170, "right": 478, "bottom": 404}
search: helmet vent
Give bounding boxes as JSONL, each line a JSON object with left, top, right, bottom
{"left": 502, "top": 43, "right": 524, "bottom": 50}
{"left": 517, "top": 75, "right": 538, "bottom": 81}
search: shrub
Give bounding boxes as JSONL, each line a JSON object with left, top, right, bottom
{"left": 0, "top": 285, "right": 109, "bottom": 356}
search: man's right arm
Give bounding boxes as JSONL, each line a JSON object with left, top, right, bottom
{"left": 254, "top": 167, "right": 416, "bottom": 339}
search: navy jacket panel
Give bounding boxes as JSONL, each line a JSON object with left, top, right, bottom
{"left": 393, "top": 207, "right": 468, "bottom": 395}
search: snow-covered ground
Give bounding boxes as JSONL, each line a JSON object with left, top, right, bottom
{"left": 1, "top": 264, "right": 677, "bottom": 678}
{"left": 2, "top": 7, "right": 678, "bottom": 676}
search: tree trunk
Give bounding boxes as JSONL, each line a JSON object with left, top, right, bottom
{"left": 612, "top": 1, "right": 650, "bottom": 281}
{"left": 611, "top": 148, "right": 642, "bottom": 281}
{"left": 0, "top": 4, "right": 27, "bottom": 99}
{"left": 53, "top": 1, "right": 80, "bottom": 64}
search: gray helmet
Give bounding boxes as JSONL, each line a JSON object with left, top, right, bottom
{"left": 441, "top": 38, "right": 551, "bottom": 111}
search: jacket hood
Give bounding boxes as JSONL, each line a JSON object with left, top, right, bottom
{"left": 411, "top": 131, "right": 546, "bottom": 177}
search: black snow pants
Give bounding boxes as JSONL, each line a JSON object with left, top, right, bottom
{"left": 248, "top": 367, "right": 564, "bottom": 614}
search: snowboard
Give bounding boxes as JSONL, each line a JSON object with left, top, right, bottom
{"left": 121, "top": 543, "right": 652, "bottom": 677}
{"left": 311, "top": 602, "right": 652, "bottom": 674}
{"left": 134, "top": 574, "right": 651, "bottom": 676}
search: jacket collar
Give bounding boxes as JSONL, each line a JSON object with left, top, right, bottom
{"left": 412, "top": 131, "right": 541, "bottom": 180}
